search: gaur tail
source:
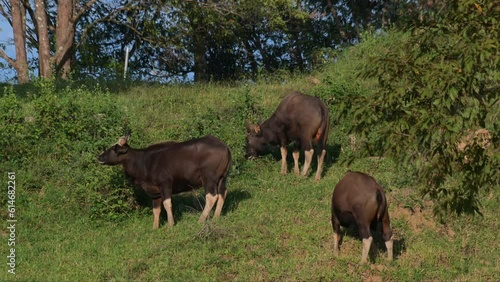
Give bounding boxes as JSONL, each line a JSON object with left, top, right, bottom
{"left": 217, "top": 147, "right": 232, "bottom": 195}
{"left": 375, "top": 189, "right": 386, "bottom": 221}
{"left": 315, "top": 105, "right": 330, "bottom": 148}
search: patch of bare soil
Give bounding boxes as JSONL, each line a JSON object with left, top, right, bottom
{"left": 362, "top": 273, "right": 383, "bottom": 282}
{"left": 361, "top": 264, "right": 389, "bottom": 282}
{"left": 387, "top": 189, "right": 437, "bottom": 234}
{"left": 392, "top": 204, "right": 436, "bottom": 233}
{"left": 383, "top": 188, "right": 456, "bottom": 268}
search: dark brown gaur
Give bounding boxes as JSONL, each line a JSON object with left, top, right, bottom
{"left": 245, "top": 91, "right": 329, "bottom": 181}
{"left": 97, "top": 134, "right": 231, "bottom": 228}
{"left": 331, "top": 171, "right": 393, "bottom": 263}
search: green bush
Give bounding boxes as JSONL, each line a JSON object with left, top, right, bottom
{"left": 345, "top": 1, "right": 499, "bottom": 220}
{"left": 0, "top": 87, "right": 28, "bottom": 162}
{"left": 1, "top": 80, "right": 135, "bottom": 221}
{"left": 311, "top": 42, "right": 388, "bottom": 163}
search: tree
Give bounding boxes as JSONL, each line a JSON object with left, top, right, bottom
{"left": 0, "top": 0, "right": 29, "bottom": 83}
{"left": 71, "top": 0, "right": 399, "bottom": 82}
{"left": 71, "top": 0, "right": 194, "bottom": 81}
{"left": 348, "top": 0, "right": 499, "bottom": 220}
{"left": 34, "top": 0, "right": 51, "bottom": 78}
{"left": 0, "top": 0, "right": 100, "bottom": 82}
{"left": 1, "top": 0, "right": 425, "bottom": 83}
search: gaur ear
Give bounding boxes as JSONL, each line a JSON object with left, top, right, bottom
{"left": 117, "top": 136, "right": 128, "bottom": 146}
{"left": 254, "top": 125, "right": 261, "bottom": 135}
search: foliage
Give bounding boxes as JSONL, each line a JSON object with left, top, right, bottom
{"left": 0, "top": 0, "right": 424, "bottom": 83}
{"left": 0, "top": 85, "right": 27, "bottom": 161}
{"left": 2, "top": 96, "right": 499, "bottom": 281}
{"left": 345, "top": 0, "right": 499, "bottom": 220}
{"left": 0, "top": 80, "right": 133, "bottom": 220}
{"left": 0, "top": 68, "right": 499, "bottom": 281}
{"left": 310, "top": 31, "right": 407, "bottom": 161}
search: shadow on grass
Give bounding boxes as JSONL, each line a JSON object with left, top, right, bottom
{"left": 370, "top": 230, "right": 407, "bottom": 262}
{"left": 337, "top": 224, "right": 407, "bottom": 263}
{"left": 253, "top": 142, "right": 341, "bottom": 179}
{"left": 132, "top": 185, "right": 251, "bottom": 227}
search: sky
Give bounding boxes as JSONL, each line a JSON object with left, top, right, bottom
{"left": 0, "top": 16, "right": 16, "bottom": 83}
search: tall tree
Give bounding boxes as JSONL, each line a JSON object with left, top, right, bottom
{"left": 0, "top": 0, "right": 29, "bottom": 83}
{"left": 34, "top": 0, "right": 51, "bottom": 78}
{"left": 0, "top": 0, "right": 99, "bottom": 81}
{"left": 1, "top": 0, "right": 426, "bottom": 83}
{"left": 187, "top": 1, "right": 208, "bottom": 82}
{"left": 54, "top": 0, "right": 74, "bottom": 79}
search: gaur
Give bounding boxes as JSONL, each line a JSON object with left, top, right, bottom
{"left": 98, "top": 134, "right": 231, "bottom": 228}
{"left": 331, "top": 171, "right": 393, "bottom": 263}
{"left": 245, "top": 91, "right": 329, "bottom": 181}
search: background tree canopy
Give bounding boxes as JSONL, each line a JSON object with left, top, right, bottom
{"left": 1, "top": 0, "right": 416, "bottom": 82}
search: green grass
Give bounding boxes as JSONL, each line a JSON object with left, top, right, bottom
{"left": 4, "top": 154, "right": 499, "bottom": 281}
{"left": 1, "top": 67, "right": 498, "bottom": 281}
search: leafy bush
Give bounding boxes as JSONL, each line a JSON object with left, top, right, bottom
{"left": 170, "top": 86, "right": 256, "bottom": 173}
{"left": 344, "top": 1, "right": 499, "bottom": 220}
{"left": 0, "top": 80, "right": 135, "bottom": 221}
{"left": 312, "top": 73, "right": 365, "bottom": 160}
{"left": 0, "top": 86, "right": 28, "bottom": 162}
{"left": 311, "top": 38, "right": 392, "bottom": 162}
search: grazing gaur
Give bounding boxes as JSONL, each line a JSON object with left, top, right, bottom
{"left": 245, "top": 91, "right": 329, "bottom": 181}
{"left": 331, "top": 171, "right": 393, "bottom": 263}
{"left": 97, "top": 134, "right": 231, "bottom": 228}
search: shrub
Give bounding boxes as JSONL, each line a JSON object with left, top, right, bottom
{"left": 345, "top": 1, "right": 499, "bottom": 220}
{"left": 1, "top": 80, "right": 135, "bottom": 221}
{"left": 310, "top": 42, "right": 384, "bottom": 162}
{"left": 0, "top": 87, "right": 28, "bottom": 162}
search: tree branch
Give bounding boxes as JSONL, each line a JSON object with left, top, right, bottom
{"left": 326, "top": 0, "right": 346, "bottom": 41}
{"left": 75, "top": 3, "right": 131, "bottom": 51}
{"left": 0, "top": 48, "right": 15, "bottom": 67}
{"left": 0, "top": 4, "right": 13, "bottom": 25}
{"left": 20, "top": 0, "right": 40, "bottom": 44}
{"left": 76, "top": 2, "right": 178, "bottom": 52}
{"left": 73, "top": 0, "right": 100, "bottom": 23}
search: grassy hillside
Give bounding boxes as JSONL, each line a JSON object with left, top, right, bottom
{"left": 1, "top": 47, "right": 498, "bottom": 280}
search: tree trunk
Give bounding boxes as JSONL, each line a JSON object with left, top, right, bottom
{"left": 192, "top": 25, "right": 207, "bottom": 82}
{"left": 292, "top": 1, "right": 304, "bottom": 71}
{"left": 287, "top": 2, "right": 304, "bottom": 72}
{"left": 10, "top": 0, "right": 29, "bottom": 83}
{"left": 34, "top": 0, "right": 52, "bottom": 78}
{"left": 290, "top": 27, "right": 304, "bottom": 72}
{"left": 55, "top": 0, "right": 74, "bottom": 79}
{"left": 253, "top": 36, "right": 274, "bottom": 73}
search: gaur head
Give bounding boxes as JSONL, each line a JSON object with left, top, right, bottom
{"left": 97, "top": 135, "right": 130, "bottom": 165}
{"left": 245, "top": 121, "right": 266, "bottom": 159}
